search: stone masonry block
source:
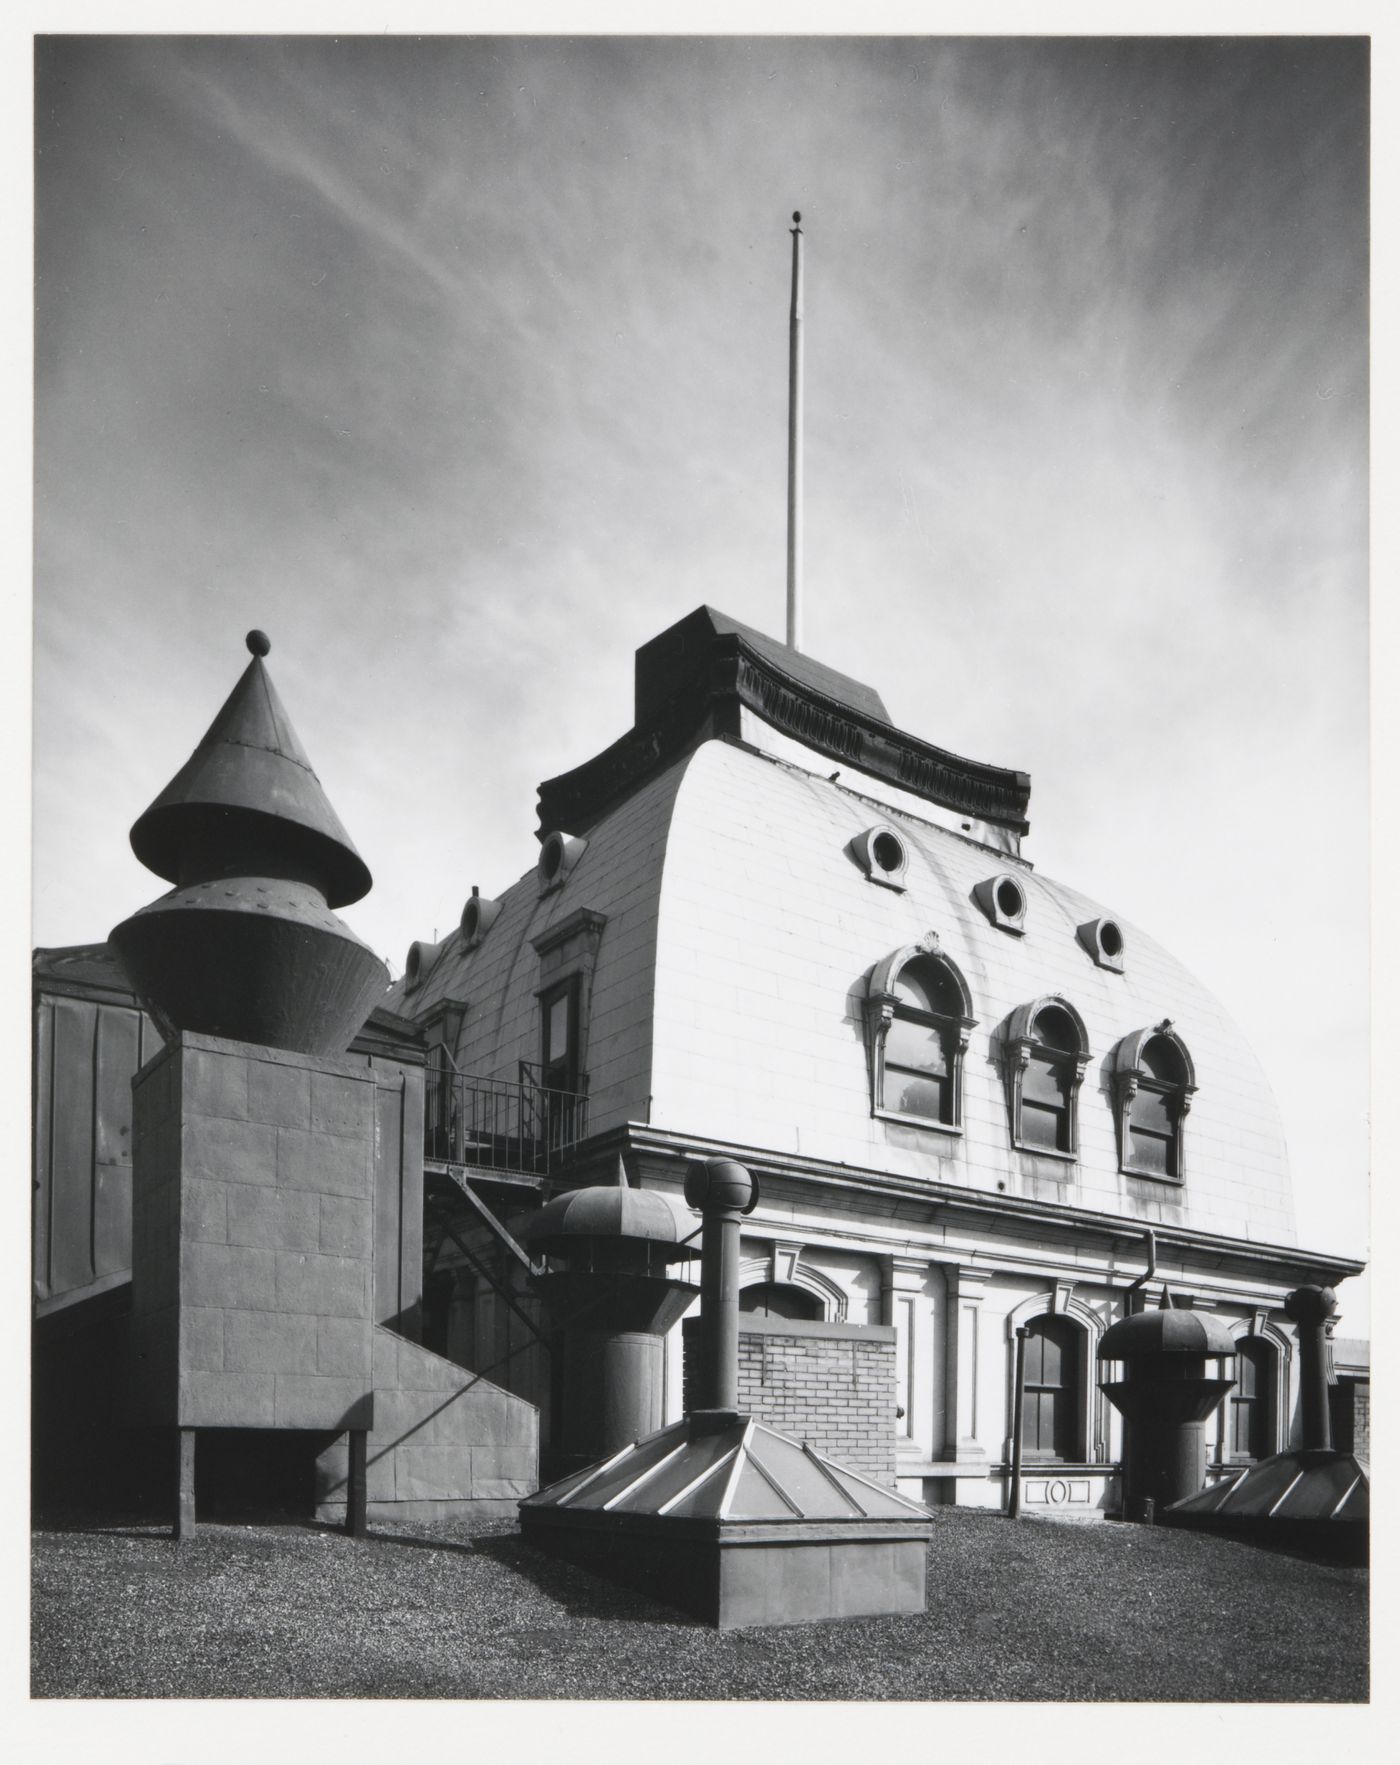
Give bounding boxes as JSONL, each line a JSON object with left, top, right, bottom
{"left": 246, "top": 1058, "right": 313, "bottom": 1129}
{"left": 224, "top": 1308, "right": 319, "bottom": 1374}
{"left": 364, "top": 1449, "right": 396, "bottom": 1504}
{"left": 483, "top": 1393, "right": 540, "bottom": 1444}
{"left": 277, "top": 1126, "right": 371, "bottom": 1199}
{"left": 372, "top": 1387, "right": 434, "bottom": 1437}
{"left": 373, "top": 1327, "right": 399, "bottom": 1385}
{"left": 466, "top": 1475, "right": 538, "bottom": 1502}
{"left": 319, "top": 1195, "right": 372, "bottom": 1259}
{"left": 393, "top": 1442, "right": 475, "bottom": 1502}
{"left": 180, "top": 1306, "right": 226, "bottom": 1373}
{"left": 273, "top": 1375, "right": 373, "bottom": 1430}
{"left": 185, "top": 1115, "right": 278, "bottom": 1189}
{"left": 183, "top": 1047, "right": 251, "bottom": 1122}
{"left": 468, "top": 1445, "right": 536, "bottom": 1482}
{"left": 317, "top": 1316, "right": 373, "bottom": 1378}
{"left": 180, "top": 1240, "right": 278, "bottom": 1312}
{"left": 275, "top": 1250, "right": 369, "bottom": 1319}
{"left": 178, "top": 1368, "right": 276, "bottom": 1428}
{"left": 226, "top": 1183, "right": 321, "bottom": 1253}
{"left": 394, "top": 1342, "right": 479, "bottom": 1393}
{"left": 181, "top": 1179, "right": 228, "bottom": 1245}
{"left": 134, "top": 1117, "right": 181, "bottom": 1187}
{"left": 309, "top": 1070, "right": 374, "bottom": 1140}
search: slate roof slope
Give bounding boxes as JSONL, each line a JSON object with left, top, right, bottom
{"left": 392, "top": 730, "right": 1300, "bottom": 1249}
{"left": 390, "top": 757, "right": 693, "bottom": 1138}
{"left": 644, "top": 738, "right": 1298, "bottom": 1246}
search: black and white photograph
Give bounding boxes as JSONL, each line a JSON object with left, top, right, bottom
{"left": 21, "top": 8, "right": 1376, "bottom": 1745}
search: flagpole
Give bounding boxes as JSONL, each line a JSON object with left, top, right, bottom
{"left": 786, "top": 210, "right": 804, "bottom": 653}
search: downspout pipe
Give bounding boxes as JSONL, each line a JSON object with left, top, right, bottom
{"left": 1123, "top": 1228, "right": 1157, "bottom": 1316}
{"left": 1007, "top": 1324, "right": 1030, "bottom": 1519}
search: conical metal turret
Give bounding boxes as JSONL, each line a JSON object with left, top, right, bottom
{"left": 129, "top": 628, "right": 371, "bottom": 907}
{"left": 111, "top": 632, "right": 387, "bottom": 1056}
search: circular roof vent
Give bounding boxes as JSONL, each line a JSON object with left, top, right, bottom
{"left": 461, "top": 887, "right": 502, "bottom": 949}
{"left": 1078, "top": 916, "right": 1126, "bottom": 972}
{"left": 405, "top": 938, "right": 446, "bottom": 990}
{"left": 538, "top": 830, "right": 586, "bottom": 894}
{"left": 973, "top": 872, "right": 1028, "bottom": 935}
{"left": 851, "top": 823, "right": 909, "bottom": 891}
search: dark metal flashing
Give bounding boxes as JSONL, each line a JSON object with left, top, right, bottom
{"left": 537, "top": 608, "right": 1032, "bottom": 839}
{"left": 565, "top": 1122, "right": 1366, "bottom": 1287}
{"left": 32, "top": 944, "right": 143, "bottom": 1008}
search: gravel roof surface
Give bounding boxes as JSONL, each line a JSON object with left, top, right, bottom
{"left": 31, "top": 1508, "right": 1367, "bottom": 1702}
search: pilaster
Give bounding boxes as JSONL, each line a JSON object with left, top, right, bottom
{"left": 940, "top": 1264, "right": 991, "bottom": 1462}
{"left": 882, "top": 1255, "right": 933, "bottom": 1464}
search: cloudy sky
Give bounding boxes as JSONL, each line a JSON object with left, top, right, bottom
{"left": 32, "top": 35, "right": 1369, "bottom": 1299}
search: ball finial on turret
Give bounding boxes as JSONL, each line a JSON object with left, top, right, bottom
{"left": 793, "top": 210, "right": 801, "bottom": 223}
{"left": 246, "top": 629, "right": 271, "bottom": 658}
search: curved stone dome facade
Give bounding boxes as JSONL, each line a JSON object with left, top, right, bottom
{"left": 394, "top": 732, "right": 1295, "bottom": 1250}
{"left": 649, "top": 739, "right": 1294, "bottom": 1246}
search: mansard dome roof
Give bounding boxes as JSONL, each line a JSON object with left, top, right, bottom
{"left": 392, "top": 723, "right": 1296, "bottom": 1250}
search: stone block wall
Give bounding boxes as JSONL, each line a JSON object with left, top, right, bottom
{"left": 130, "top": 1033, "right": 376, "bottom": 1432}
{"left": 683, "top": 1316, "right": 897, "bottom": 1486}
{"left": 316, "top": 1326, "right": 538, "bottom": 1521}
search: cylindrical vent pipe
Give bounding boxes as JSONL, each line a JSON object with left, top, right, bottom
{"left": 1283, "top": 1284, "right": 1338, "bottom": 1451}
{"left": 683, "top": 1157, "right": 759, "bottom": 1412}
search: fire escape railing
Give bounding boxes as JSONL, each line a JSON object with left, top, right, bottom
{"left": 423, "top": 1061, "right": 589, "bottom": 1177}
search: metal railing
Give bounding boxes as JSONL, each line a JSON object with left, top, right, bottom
{"left": 424, "top": 1061, "right": 589, "bottom": 1176}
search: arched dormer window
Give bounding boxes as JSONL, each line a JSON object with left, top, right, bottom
{"left": 864, "top": 935, "right": 977, "bottom": 1132}
{"left": 1113, "top": 1021, "right": 1197, "bottom": 1183}
{"left": 1005, "top": 996, "right": 1090, "bottom": 1158}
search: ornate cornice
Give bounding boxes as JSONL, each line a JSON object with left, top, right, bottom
{"left": 537, "top": 627, "right": 1031, "bottom": 838}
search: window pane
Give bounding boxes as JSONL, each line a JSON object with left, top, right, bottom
{"left": 1038, "top": 1329, "right": 1063, "bottom": 1387}
{"left": 889, "top": 1073, "right": 946, "bottom": 1119}
{"left": 1020, "top": 1101, "right": 1065, "bottom": 1150}
{"left": 1122, "top": 1129, "right": 1172, "bottom": 1171}
{"left": 1034, "top": 1006, "right": 1078, "bottom": 1052}
{"left": 1131, "top": 1087, "right": 1173, "bottom": 1134}
{"left": 1024, "top": 1056, "right": 1069, "bottom": 1107}
{"left": 1128, "top": 1127, "right": 1172, "bottom": 1174}
{"left": 1140, "top": 1036, "right": 1185, "bottom": 1084}
{"left": 893, "top": 960, "right": 961, "bottom": 1017}
{"left": 547, "top": 994, "right": 570, "bottom": 1065}
{"left": 886, "top": 1017, "right": 947, "bottom": 1074}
